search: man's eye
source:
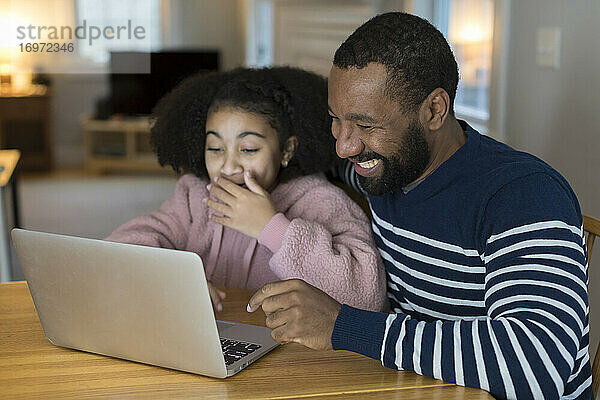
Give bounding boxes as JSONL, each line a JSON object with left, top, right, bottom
{"left": 241, "top": 149, "right": 258, "bottom": 153}
{"left": 329, "top": 114, "right": 339, "bottom": 120}
{"left": 357, "top": 124, "right": 373, "bottom": 130}
{"left": 207, "top": 148, "right": 222, "bottom": 152}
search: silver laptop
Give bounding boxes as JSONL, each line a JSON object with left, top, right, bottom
{"left": 11, "top": 228, "right": 278, "bottom": 378}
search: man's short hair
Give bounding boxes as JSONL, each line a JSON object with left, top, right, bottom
{"left": 333, "top": 12, "right": 459, "bottom": 114}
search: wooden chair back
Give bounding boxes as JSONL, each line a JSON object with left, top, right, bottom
{"left": 585, "top": 215, "right": 600, "bottom": 397}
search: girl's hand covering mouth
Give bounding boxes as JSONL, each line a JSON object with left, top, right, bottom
{"left": 205, "top": 171, "right": 278, "bottom": 239}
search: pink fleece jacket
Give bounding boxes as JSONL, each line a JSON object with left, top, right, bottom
{"left": 105, "top": 173, "right": 386, "bottom": 311}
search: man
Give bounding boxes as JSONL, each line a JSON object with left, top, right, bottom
{"left": 247, "top": 12, "right": 591, "bottom": 400}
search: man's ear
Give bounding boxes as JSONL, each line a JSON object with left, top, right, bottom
{"left": 420, "top": 88, "right": 451, "bottom": 131}
{"left": 282, "top": 136, "right": 298, "bottom": 165}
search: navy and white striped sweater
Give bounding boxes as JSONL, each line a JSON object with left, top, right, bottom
{"left": 331, "top": 122, "right": 592, "bottom": 399}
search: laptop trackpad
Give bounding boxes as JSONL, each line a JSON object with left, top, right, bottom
{"left": 216, "top": 320, "right": 237, "bottom": 335}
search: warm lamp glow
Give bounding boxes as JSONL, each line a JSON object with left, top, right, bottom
{"left": 0, "top": 10, "right": 25, "bottom": 73}
{"left": 0, "top": 10, "right": 24, "bottom": 49}
{"left": 453, "top": 24, "right": 488, "bottom": 44}
{"left": 0, "top": 13, "right": 14, "bottom": 64}
{"left": 0, "top": 63, "right": 11, "bottom": 75}
{"left": 0, "top": 14, "right": 12, "bottom": 48}
{"left": 12, "top": 72, "right": 32, "bottom": 90}
{"left": 448, "top": 0, "right": 494, "bottom": 44}
{"left": 0, "top": 6, "right": 34, "bottom": 91}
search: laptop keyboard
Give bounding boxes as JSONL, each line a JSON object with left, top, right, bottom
{"left": 220, "top": 338, "right": 262, "bottom": 366}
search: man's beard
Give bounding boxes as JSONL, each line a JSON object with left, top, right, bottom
{"left": 357, "top": 120, "right": 430, "bottom": 196}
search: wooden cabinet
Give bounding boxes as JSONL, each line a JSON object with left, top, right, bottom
{"left": 0, "top": 92, "right": 52, "bottom": 171}
{"left": 82, "top": 117, "right": 170, "bottom": 174}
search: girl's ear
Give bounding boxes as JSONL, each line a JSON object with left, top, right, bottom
{"left": 281, "top": 136, "right": 298, "bottom": 167}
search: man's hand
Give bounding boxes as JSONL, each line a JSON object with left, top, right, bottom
{"left": 247, "top": 279, "right": 341, "bottom": 350}
{"left": 207, "top": 281, "right": 226, "bottom": 312}
{"left": 205, "top": 172, "right": 277, "bottom": 239}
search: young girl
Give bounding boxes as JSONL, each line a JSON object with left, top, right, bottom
{"left": 106, "top": 67, "right": 386, "bottom": 312}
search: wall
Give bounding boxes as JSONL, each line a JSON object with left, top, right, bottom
{"left": 503, "top": 0, "right": 600, "bottom": 357}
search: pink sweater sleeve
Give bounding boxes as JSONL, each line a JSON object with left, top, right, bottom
{"left": 258, "top": 183, "right": 387, "bottom": 312}
{"left": 105, "top": 175, "right": 210, "bottom": 250}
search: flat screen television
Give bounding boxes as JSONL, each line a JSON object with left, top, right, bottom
{"left": 109, "top": 51, "right": 220, "bottom": 116}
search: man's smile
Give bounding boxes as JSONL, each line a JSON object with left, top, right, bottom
{"left": 353, "top": 158, "right": 382, "bottom": 177}
{"left": 357, "top": 159, "right": 380, "bottom": 169}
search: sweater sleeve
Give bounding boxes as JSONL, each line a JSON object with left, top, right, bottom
{"left": 105, "top": 175, "right": 206, "bottom": 250}
{"left": 332, "top": 173, "right": 591, "bottom": 400}
{"left": 260, "top": 182, "right": 387, "bottom": 312}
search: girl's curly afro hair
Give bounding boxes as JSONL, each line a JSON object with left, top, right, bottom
{"left": 150, "top": 66, "right": 335, "bottom": 183}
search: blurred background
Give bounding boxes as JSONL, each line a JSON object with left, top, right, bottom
{"left": 0, "top": 0, "right": 598, "bottom": 358}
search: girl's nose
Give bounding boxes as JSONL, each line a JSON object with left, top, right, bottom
{"left": 220, "top": 154, "right": 243, "bottom": 176}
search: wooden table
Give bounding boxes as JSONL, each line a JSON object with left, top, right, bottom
{"left": 0, "top": 282, "right": 494, "bottom": 399}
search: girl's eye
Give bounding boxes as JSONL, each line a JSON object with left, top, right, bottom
{"left": 241, "top": 149, "right": 258, "bottom": 154}
{"left": 207, "top": 147, "right": 223, "bottom": 152}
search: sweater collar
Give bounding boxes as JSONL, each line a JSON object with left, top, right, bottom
{"left": 374, "top": 120, "right": 479, "bottom": 201}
